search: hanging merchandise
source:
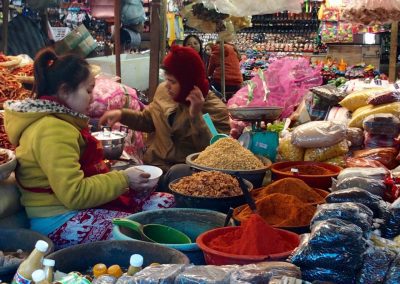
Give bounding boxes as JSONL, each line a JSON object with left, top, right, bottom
{"left": 201, "top": 0, "right": 302, "bottom": 17}
{"left": 166, "top": 13, "right": 184, "bottom": 46}
{"left": 342, "top": 0, "right": 400, "bottom": 25}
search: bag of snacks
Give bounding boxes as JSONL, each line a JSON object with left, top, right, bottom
{"left": 346, "top": 127, "right": 364, "bottom": 147}
{"left": 303, "top": 140, "right": 349, "bottom": 162}
{"left": 362, "top": 113, "right": 400, "bottom": 137}
{"left": 367, "top": 90, "right": 400, "bottom": 106}
{"left": 339, "top": 87, "right": 386, "bottom": 111}
{"left": 348, "top": 102, "right": 400, "bottom": 128}
{"left": 352, "top": 147, "right": 399, "bottom": 169}
{"left": 277, "top": 134, "right": 304, "bottom": 162}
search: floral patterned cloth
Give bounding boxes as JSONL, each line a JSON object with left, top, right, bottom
{"left": 49, "top": 192, "right": 175, "bottom": 249}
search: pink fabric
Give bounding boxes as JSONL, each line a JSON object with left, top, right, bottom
{"left": 48, "top": 192, "right": 175, "bottom": 249}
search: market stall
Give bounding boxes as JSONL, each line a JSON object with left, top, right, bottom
{"left": 2, "top": 0, "right": 400, "bottom": 283}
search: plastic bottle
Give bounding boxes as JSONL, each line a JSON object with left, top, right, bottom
{"left": 42, "top": 259, "right": 55, "bottom": 283}
{"left": 12, "top": 240, "right": 49, "bottom": 284}
{"left": 126, "top": 254, "right": 143, "bottom": 276}
{"left": 31, "top": 269, "right": 49, "bottom": 284}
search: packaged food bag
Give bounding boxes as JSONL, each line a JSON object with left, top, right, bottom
{"left": 362, "top": 113, "right": 400, "bottom": 137}
{"left": 337, "top": 167, "right": 389, "bottom": 182}
{"left": 348, "top": 102, "right": 400, "bottom": 128}
{"left": 353, "top": 147, "right": 399, "bottom": 169}
{"left": 339, "top": 87, "right": 386, "bottom": 111}
{"left": 303, "top": 140, "right": 349, "bottom": 162}
{"left": 291, "top": 121, "right": 347, "bottom": 148}
{"left": 367, "top": 90, "right": 400, "bottom": 106}
{"left": 364, "top": 133, "right": 398, "bottom": 149}
{"left": 277, "top": 134, "right": 304, "bottom": 161}
{"left": 322, "top": 155, "right": 346, "bottom": 168}
{"left": 346, "top": 127, "right": 364, "bottom": 147}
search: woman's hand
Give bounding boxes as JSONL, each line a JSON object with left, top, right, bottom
{"left": 186, "top": 85, "right": 205, "bottom": 118}
{"left": 98, "top": 109, "right": 123, "bottom": 128}
{"left": 124, "top": 167, "right": 151, "bottom": 189}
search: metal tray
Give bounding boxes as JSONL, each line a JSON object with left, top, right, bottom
{"left": 228, "top": 106, "right": 283, "bottom": 121}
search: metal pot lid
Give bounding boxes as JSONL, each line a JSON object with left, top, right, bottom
{"left": 92, "top": 131, "right": 126, "bottom": 140}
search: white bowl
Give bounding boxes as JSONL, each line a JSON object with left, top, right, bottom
{"left": 0, "top": 148, "right": 17, "bottom": 181}
{"left": 133, "top": 165, "right": 163, "bottom": 188}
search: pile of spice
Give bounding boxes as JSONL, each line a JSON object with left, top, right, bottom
{"left": 234, "top": 178, "right": 325, "bottom": 227}
{"left": 252, "top": 178, "right": 326, "bottom": 204}
{"left": 207, "top": 214, "right": 298, "bottom": 256}
{"left": 280, "top": 164, "right": 334, "bottom": 175}
{"left": 170, "top": 171, "right": 242, "bottom": 197}
{"left": 193, "top": 137, "right": 265, "bottom": 170}
{"left": 234, "top": 193, "right": 316, "bottom": 227}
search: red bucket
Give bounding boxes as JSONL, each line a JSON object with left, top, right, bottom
{"left": 196, "top": 227, "right": 299, "bottom": 265}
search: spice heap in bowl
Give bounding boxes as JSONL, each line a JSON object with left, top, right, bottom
{"left": 196, "top": 214, "right": 300, "bottom": 265}
{"left": 169, "top": 171, "right": 253, "bottom": 212}
{"left": 271, "top": 161, "right": 342, "bottom": 190}
{"left": 233, "top": 178, "right": 327, "bottom": 233}
{"left": 186, "top": 137, "right": 271, "bottom": 187}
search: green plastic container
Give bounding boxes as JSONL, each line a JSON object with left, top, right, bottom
{"left": 112, "top": 208, "right": 234, "bottom": 264}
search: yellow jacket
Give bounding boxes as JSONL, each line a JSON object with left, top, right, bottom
{"left": 120, "top": 82, "right": 231, "bottom": 171}
{"left": 4, "top": 99, "right": 129, "bottom": 218}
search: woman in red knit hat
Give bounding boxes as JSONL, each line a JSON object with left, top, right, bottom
{"left": 99, "top": 45, "right": 230, "bottom": 190}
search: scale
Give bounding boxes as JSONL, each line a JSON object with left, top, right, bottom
{"left": 228, "top": 107, "right": 283, "bottom": 162}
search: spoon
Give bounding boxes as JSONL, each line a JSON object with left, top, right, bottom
{"left": 202, "top": 113, "right": 228, "bottom": 144}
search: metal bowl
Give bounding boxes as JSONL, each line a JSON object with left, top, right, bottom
{"left": 92, "top": 129, "right": 127, "bottom": 160}
{"left": 186, "top": 153, "right": 271, "bottom": 188}
{"left": 228, "top": 106, "right": 283, "bottom": 121}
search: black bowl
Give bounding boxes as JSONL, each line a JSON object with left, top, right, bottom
{"left": 47, "top": 240, "right": 189, "bottom": 274}
{"left": 0, "top": 228, "right": 54, "bottom": 282}
{"left": 169, "top": 178, "right": 253, "bottom": 213}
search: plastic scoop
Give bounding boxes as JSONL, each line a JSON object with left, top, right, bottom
{"left": 202, "top": 113, "right": 228, "bottom": 144}
{"left": 112, "top": 218, "right": 192, "bottom": 245}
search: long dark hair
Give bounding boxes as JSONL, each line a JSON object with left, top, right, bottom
{"left": 33, "top": 48, "right": 90, "bottom": 98}
{"left": 183, "top": 34, "right": 203, "bottom": 56}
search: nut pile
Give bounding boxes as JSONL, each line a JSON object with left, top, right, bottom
{"left": 193, "top": 137, "right": 265, "bottom": 170}
{"left": 170, "top": 171, "right": 242, "bottom": 198}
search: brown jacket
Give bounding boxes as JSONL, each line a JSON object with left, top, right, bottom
{"left": 121, "top": 82, "right": 230, "bottom": 172}
{"left": 207, "top": 43, "right": 243, "bottom": 86}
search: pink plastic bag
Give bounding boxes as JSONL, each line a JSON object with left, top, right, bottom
{"left": 228, "top": 57, "right": 322, "bottom": 118}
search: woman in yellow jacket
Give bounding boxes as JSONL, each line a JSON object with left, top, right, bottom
{"left": 100, "top": 45, "right": 230, "bottom": 190}
{"left": 4, "top": 48, "right": 155, "bottom": 249}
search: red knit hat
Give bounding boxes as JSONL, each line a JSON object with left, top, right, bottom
{"left": 162, "top": 45, "right": 209, "bottom": 104}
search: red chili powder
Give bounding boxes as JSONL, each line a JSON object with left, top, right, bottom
{"left": 208, "top": 214, "right": 297, "bottom": 256}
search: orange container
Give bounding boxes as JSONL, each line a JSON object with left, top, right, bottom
{"left": 271, "top": 161, "right": 342, "bottom": 190}
{"left": 196, "top": 227, "right": 299, "bottom": 265}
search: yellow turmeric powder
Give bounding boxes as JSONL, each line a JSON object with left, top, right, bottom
{"left": 234, "top": 193, "right": 316, "bottom": 227}
{"left": 252, "top": 178, "right": 326, "bottom": 204}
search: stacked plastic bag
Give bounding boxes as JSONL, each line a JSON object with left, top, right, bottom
{"left": 382, "top": 197, "right": 400, "bottom": 239}
{"left": 113, "top": 262, "right": 301, "bottom": 284}
{"left": 289, "top": 218, "right": 366, "bottom": 284}
{"left": 278, "top": 121, "right": 348, "bottom": 164}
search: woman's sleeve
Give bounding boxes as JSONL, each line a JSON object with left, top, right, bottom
{"left": 35, "top": 120, "right": 129, "bottom": 210}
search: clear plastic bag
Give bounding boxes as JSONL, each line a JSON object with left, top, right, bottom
{"left": 356, "top": 245, "right": 397, "bottom": 284}
{"left": 326, "top": 187, "right": 389, "bottom": 219}
{"left": 127, "top": 264, "right": 187, "bottom": 284}
{"left": 384, "top": 254, "right": 400, "bottom": 284}
{"left": 341, "top": 0, "right": 400, "bottom": 25}
{"left": 291, "top": 121, "right": 347, "bottom": 148}
{"left": 174, "top": 265, "right": 237, "bottom": 284}
{"left": 367, "top": 90, "right": 400, "bottom": 106}
{"left": 229, "top": 262, "right": 301, "bottom": 284}
{"left": 277, "top": 134, "right": 304, "bottom": 162}
{"left": 345, "top": 157, "right": 387, "bottom": 169}
{"left": 382, "top": 197, "right": 400, "bottom": 239}
{"left": 339, "top": 87, "right": 386, "bottom": 112}
{"left": 303, "top": 139, "right": 349, "bottom": 162}
{"left": 348, "top": 102, "right": 400, "bottom": 128}
{"left": 311, "top": 202, "right": 374, "bottom": 233}
{"left": 346, "top": 127, "right": 364, "bottom": 147}
{"left": 93, "top": 275, "right": 117, "bottom": 284}
{"left": 290, "top": 219, "right": 365, "bottom": 270}
{"left": 301, "top": 267, "right": 355, "bottom": 284}
{"left": 364, "top": 133, "right": 398, "bottom": 149}
{"left": 207, "top": 0, "right": 302, "bottom": 17}
{"left": 352, "top": 147, "right": 399, "bottom": 170}
{"left": 337, "top": 167, "right": 389, "bottom": 182}
{"left": 323, "top": 155, "right": 346, "bottom": 168}
{"left": 363, "top": 113, "right": 400, "bottom": 137}
{"left": 332, "top": 176, "right": 387, "bottom": 197}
